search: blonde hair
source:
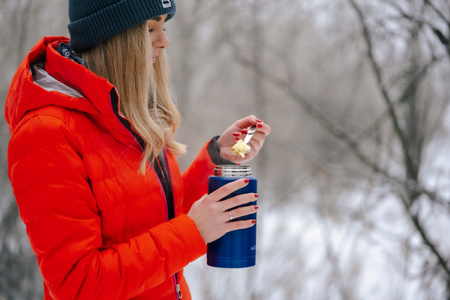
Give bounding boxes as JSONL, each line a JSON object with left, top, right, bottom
{"left": 79, "top": 22, "right": 186, "bottom": 174}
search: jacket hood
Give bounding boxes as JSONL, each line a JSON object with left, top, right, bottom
{"left": 5, "top": 36, "right": 119, "bottom": 135}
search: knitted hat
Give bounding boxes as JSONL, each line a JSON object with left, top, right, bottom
{"left": 68, "top": 0, "right": 177, "bottom": 52}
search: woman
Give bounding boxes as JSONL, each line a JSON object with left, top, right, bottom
{"left": 5, "top": 0, "right": 270, "bottom": 299}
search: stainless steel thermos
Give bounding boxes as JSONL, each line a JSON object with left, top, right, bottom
{"left": 207, "top": 165, "right": 257, "bottom": 268}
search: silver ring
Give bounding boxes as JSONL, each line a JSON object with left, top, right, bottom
{"left": 229, "top": 211, "right": 233, "bottom": 221}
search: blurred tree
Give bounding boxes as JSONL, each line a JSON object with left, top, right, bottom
{"left": 346, "top": 1, "right": 450, "bottom": 296}
{"left": 0, "top": 0, "right": 40, "bottom": 298}
{"left": 219, "top": 0, "right": 450, "bottom": 298}
{"left": 1, "top": 0, "right": 68, "bottom": 298}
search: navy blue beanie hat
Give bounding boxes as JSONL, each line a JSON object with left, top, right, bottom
{"left": 68, "top": 0, "right": 177, "bottom": 52}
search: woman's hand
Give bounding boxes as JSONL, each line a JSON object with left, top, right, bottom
{"left": 217, "top": 115, "right": 271, "bottom": 163}
{"left": 187, "top": 178, "right": 258, "bottom": 244}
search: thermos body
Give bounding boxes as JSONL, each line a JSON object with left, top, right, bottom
{"left": 207, "top": 165, "right": 257, "bottom": 268}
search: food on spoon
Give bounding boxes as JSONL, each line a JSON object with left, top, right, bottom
{"left": 232, "top": 140, "right": 250, "bottom": 158}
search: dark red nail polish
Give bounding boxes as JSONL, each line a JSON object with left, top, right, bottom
{"left": 241, "top": 129, "right": 248, "bottom": 134}
{"left": 233, "top": 132, "right": 240, "bottom": 137}
{"left": 243, "top": 178, "right": 250, "bottom": 184}
{"left": 251, "top": 220, "right": 257, "bottom": 224}
{"left": 257, "top": 123, "right": 263, "bottom": 128}
{"left": 254, "top": 206, "right": 259, "bottom": 210}
{"left": 254, "top": 194, "right": 259, "bottom": 198}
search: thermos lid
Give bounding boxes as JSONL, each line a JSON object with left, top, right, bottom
{"left": 214, "top": 165, "right": 252, "bottom": 177}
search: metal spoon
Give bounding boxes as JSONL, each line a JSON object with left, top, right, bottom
{"left": 243, "top": 125, "right": 257, "bottom": 154}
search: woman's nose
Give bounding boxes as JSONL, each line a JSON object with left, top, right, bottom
{"left": 154, "top": 31, "right": 170, "bottom": 49}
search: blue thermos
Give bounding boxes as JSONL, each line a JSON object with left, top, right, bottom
{"left": 207, "top": 165, "right": 257, "bottom": 268}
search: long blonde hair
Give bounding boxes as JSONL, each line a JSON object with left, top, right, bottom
{"left": 79, "top": 22, "right": 186, "bottom": 173}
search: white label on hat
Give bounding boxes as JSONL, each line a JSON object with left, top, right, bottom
{"left": 162, "top": 0, "right": 171, "bottom": 8}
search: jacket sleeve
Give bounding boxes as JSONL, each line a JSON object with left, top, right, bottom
{"left": 8, "top": 114, "right": 206, "bottom": 300}
{"left": 180, "top": 139, "right": 218, "bottom": 213}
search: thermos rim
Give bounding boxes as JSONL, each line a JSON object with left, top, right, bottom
{"left": 214, "top": 165, "right": 252, "bottom": 177}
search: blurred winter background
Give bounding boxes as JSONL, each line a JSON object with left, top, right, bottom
{"left": 1, "top": 0, "right": 450, "bottom": 299}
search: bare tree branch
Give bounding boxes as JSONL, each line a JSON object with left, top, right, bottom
{"left": 234, "top": 45, "right": 450, "bottom": 207}
{"left": 400, "top": 195, "right": 450, "bottom": 276}
{"left": 347, "top": 0, "right": 420, "bottom": 187}
{"left": 348, "top": 0, "right": 450, "bottom": 289}
{"left": 381, "top": 0, "right": 450, "bottom": 56}
{"left": 424, "top": 0, "right": 450, "bottom": 28}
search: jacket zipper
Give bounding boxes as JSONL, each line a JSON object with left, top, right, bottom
{"left": 110, "top": 90, "right": 181, "bottom": 299}
{"left": 149, "top": 153, "right": 182, "bottom": 300}
{"left": 163, "top": 150, "right": 182, "bottom": 300}
{"left": 176, "top": 280, "right": 182, "bottom": 299}
{"left": 147, "top": 150, "right": 180, "bottom": 300}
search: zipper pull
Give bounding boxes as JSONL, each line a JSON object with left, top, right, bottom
{"left": 176, "top": 283, "right": 182, "bottom": 299}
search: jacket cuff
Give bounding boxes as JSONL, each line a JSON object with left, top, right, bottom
{"left": 169, "top": 214, "right": 207, "bottom": 263}
{"left": 207, "top": 136, "right": 235, "bottom": 166}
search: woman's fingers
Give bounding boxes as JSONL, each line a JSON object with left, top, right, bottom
{"left": 225, "top": 205, "right": 258, "bottom": 222}
{"left": 207, "top": 178, "right": 250, "bottom": 202}
{"left": 235, "top": 122, "right": 271, "bottom": 141}
{"left": 219, "top": 192, "right": 258, "bottom": 211}
{"left": 225, "top": 219, "right": 257, "bottom": 232}
{"left": 229, "top": 122, "right": 271, "bottom": 160}
{"left": 217, "top": 115, "right": 270, "bottom": 150}
{"left": 232, "top": 115, "right": 259, "bottom": 131}
{"left": 187, "top": 178, "right": 259, "bottom": 244}
{"left": 255, "top": 122, "right": 271, "bottom": 136}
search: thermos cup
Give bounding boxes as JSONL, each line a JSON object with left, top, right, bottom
{"left": 207, "top": 165, "right": 257, "bottom": 268}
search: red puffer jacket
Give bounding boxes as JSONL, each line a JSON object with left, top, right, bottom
{"left": 5, "top": 37, "right": 212, "bottom": 300}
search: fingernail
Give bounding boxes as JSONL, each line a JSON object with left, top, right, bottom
{"left": 257, "top": 123, "right": 263, "bottom": 128}
{"left": 234, "top": 137, "right": 240, "bottom": 141}
{"left": 241, "top": 129, "right": 248, "bottom": 134}
{"left": 254, "top": 206, "right": 259, "bottom": 210}
{"left": 243, "top": 178, "right": 250, "bottom": 184}
{"left": 252, "top": 220, "right": 257, "bottom": 224}
{"left": 233, "top": 132, "right": 240, "bottom": 137}
{"left": 254, "top": 194, "right": 259, "bottom": 198}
